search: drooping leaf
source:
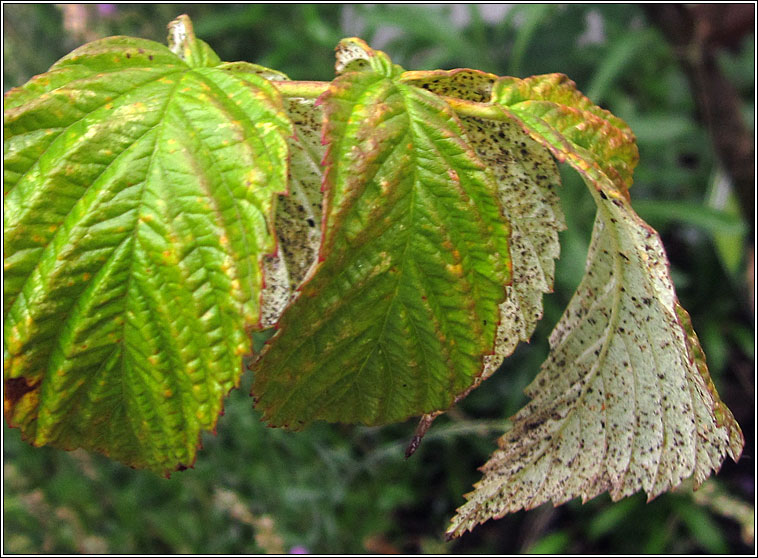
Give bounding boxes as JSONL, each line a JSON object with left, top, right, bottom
{"left": 447, "top": 75, "right": 743, "bottom": 538}
{"left": 3, "top": 18, "right": 292, "bottom": 474}
{"left": 252, "top": 40, "right": 511, "bottom": 428}
{"left": 492, "top": 73, "right": 638, "bottom": 195}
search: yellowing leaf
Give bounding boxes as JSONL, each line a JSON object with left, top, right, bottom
{"left": 3, "top": 20, "right": 291, "bottom": 474}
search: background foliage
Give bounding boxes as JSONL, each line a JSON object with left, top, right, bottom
{"left": 3, "top": 4, "right": 754, "bottom": 554}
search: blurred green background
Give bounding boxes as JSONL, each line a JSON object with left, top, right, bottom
{"left": 3, "top": 4, "right": 754, "bottom": 554}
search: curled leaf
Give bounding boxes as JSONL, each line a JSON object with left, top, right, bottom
{"left": 448, "top": 74, "right": 742, "bottom": 538}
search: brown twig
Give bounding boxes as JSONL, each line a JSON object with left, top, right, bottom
{"left": 644, "top": 5, "right": 755, "bottom": 232}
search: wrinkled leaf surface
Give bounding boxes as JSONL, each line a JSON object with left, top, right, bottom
{"left": 252, "top": 41, "right": 511, "bottom": 428}
{"left": 3, "top": 22, "right": 291, "bottom": 474}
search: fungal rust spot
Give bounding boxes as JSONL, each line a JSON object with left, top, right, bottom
{"left": 4, "top": 377, "right": 40, "bottom": 407}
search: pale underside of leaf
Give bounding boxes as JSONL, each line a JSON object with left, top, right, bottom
{"left": 400, "top": 68, "right": 498, "bottom": 103}
{"left": 334, "top": 37, "right": 375, "bottom": 75}
{"left": 207, "top": 61, "right": 318, "bottom": 329}
{"left": 448, "top": 193, "right": 744, "bottom": 537}
{"left": 260, "top": 98, "right": 324, "bottom": 328}
{"left": 463, "top": 115, "right": 564, "bottom": 379}
{"left": 447, "top": 75, "right": 743, "bottom": 537}
{"left": 167, "top": 14, "right": 221, "bottom": 68}
{"left": 252, "top": 64, "right": 511, "bottom": 429}
{"left": 3, "top": 36, "right": 291, "bottom": 474}
{"left": 494, "top": 73, "right": 637, "bottom": 189}
{"left": 491, "top": 74, "right": 638, "bottom": 200}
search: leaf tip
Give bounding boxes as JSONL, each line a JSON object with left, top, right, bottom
{"left": 167, "top": 14, "right": 195, "bottom": 55}
{"left": 334, "top": 37, "right": 373, "bottom": 74}
{"left": 167, "top": 13, "right": 220, "bottom": 67}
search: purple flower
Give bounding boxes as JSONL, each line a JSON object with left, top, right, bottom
{"left": 97, "top": 4, "right": 117, "bottom": 17}
{"left": 289, "top": 546, "right": 309, "bottom": 554}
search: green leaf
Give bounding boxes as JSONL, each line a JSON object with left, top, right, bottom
{"left": 3, "top": 20, "right": 292, "bottom": 474}
{"left": 705, "top": 169, "right": 748, "bottom": 276}
{"left": 506, "top": 4, "right": 557, "bottom": 77}
{"left": 400, "top": 68, "right": 565, "bottom": 385}
{"left": 252, "top": 41, "right": 511, "bottom": 428}
{"left": 586, "top": 496, "right": 638, "bottom": 540}
{"left": 675, "top": 499, "right": 729, "bottom": 554}
{"left": 493, "top": 73, "right": 638, "bottom": 192}
{"left": 447, "top": 74, "right": 743, "bottom": 538}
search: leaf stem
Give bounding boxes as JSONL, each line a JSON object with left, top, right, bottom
{"left": 274, "top": 80, "right": 508, "bottom": 120}
{"left": 442, "top": 96, "right": 505, "bottom": 120}
{"left": 273, "top": 80, "right": 331, "bottom": 99}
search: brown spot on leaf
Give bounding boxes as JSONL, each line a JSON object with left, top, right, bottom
{"left": 4, "top": 377, "right": 40, "bottom": 407}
